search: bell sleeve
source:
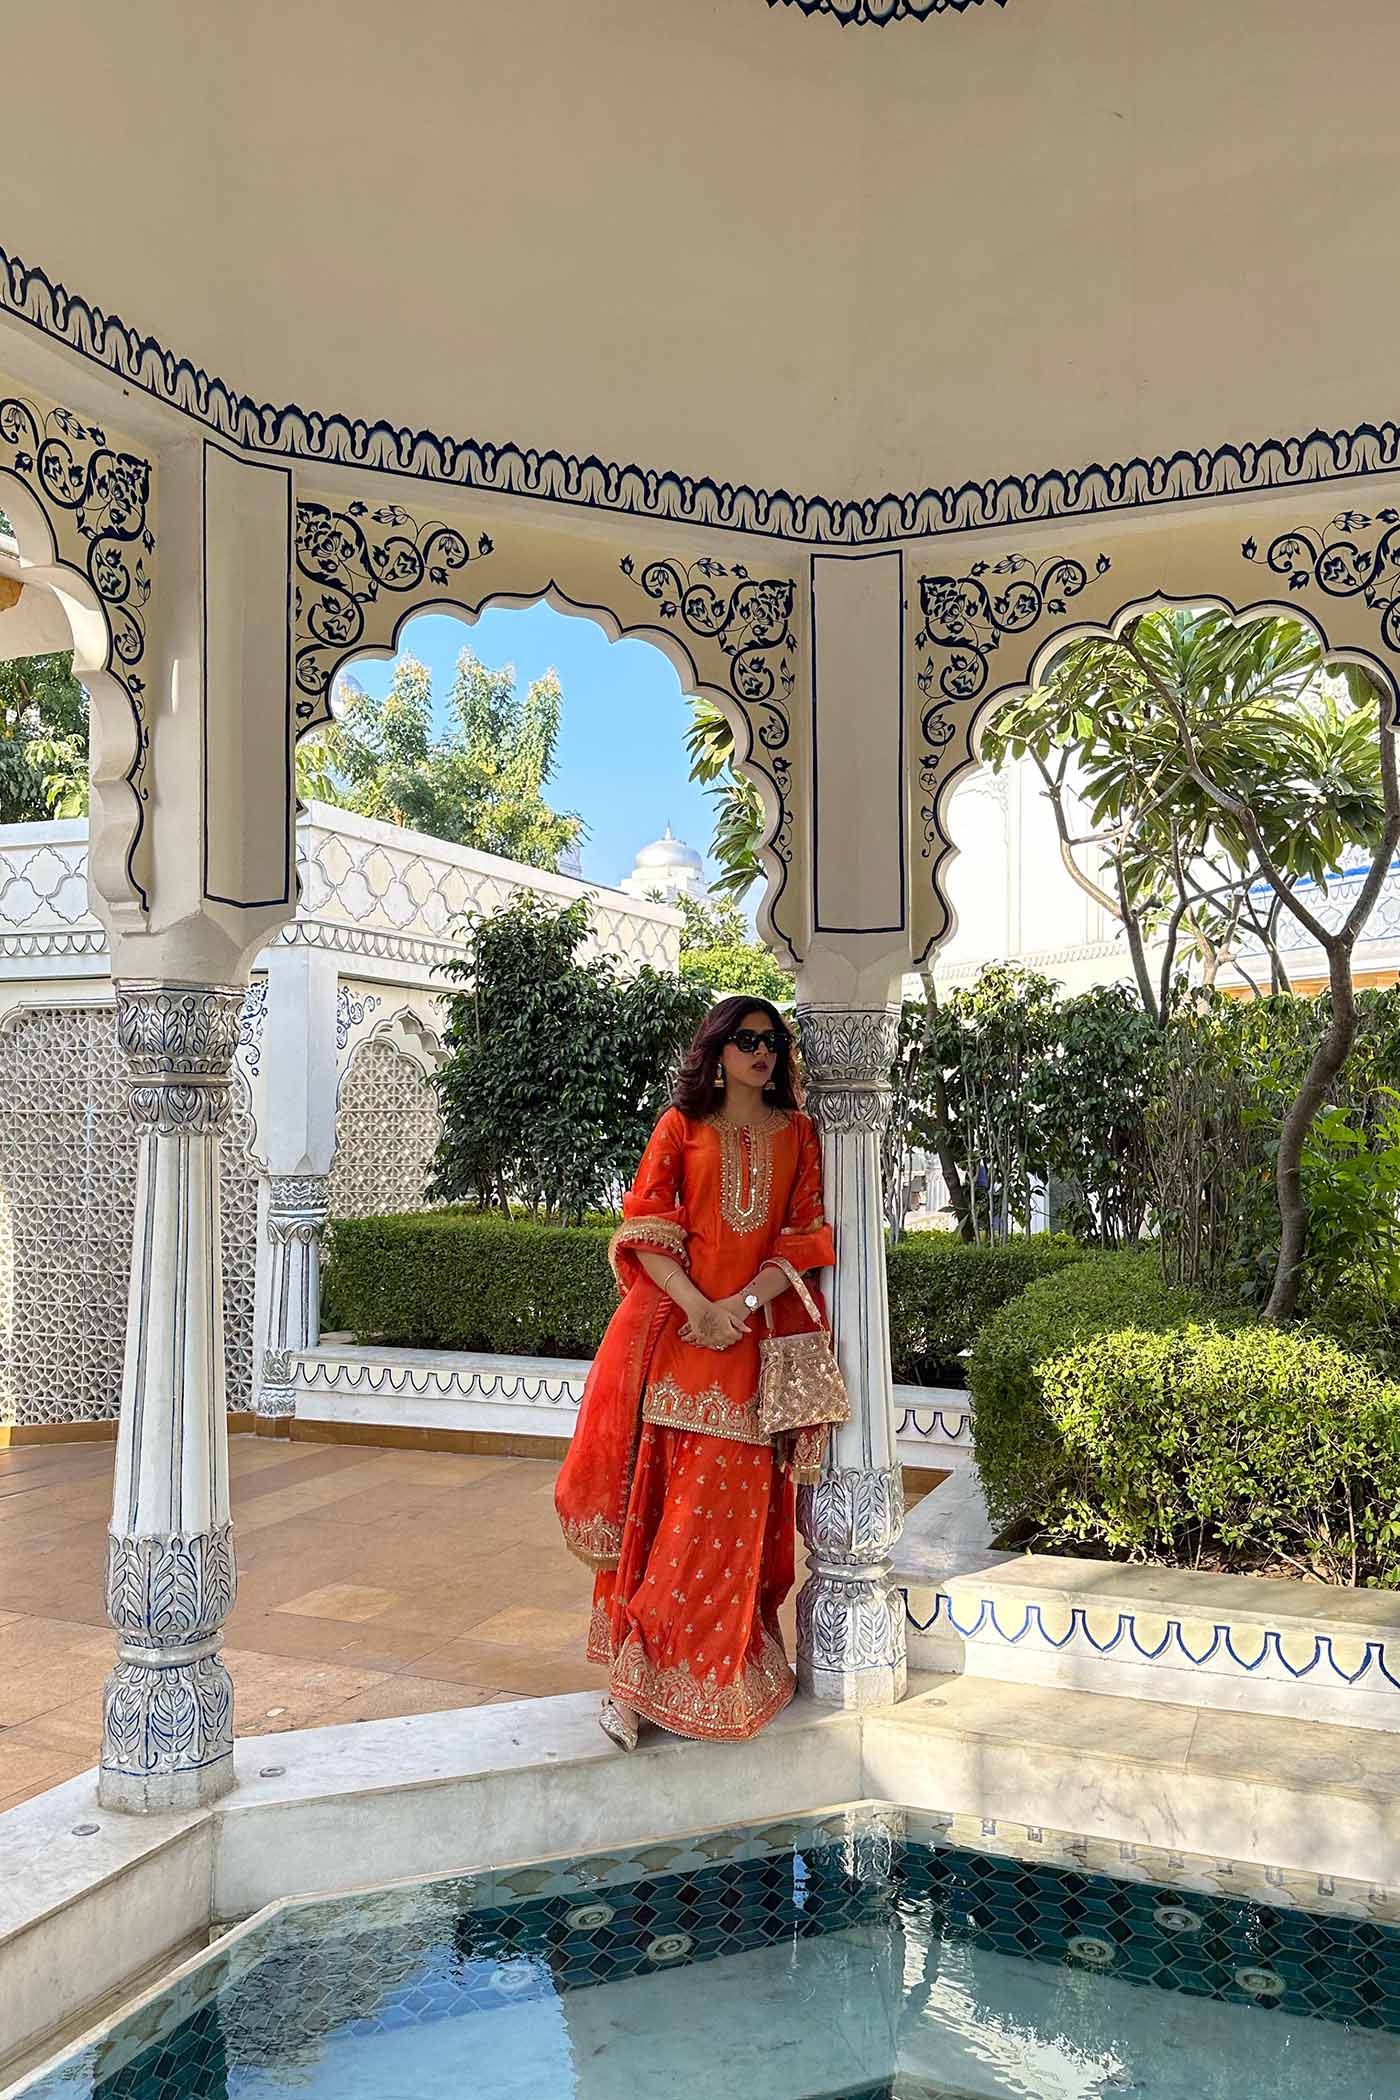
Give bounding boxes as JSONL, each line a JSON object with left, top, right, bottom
{"left": 608, "top": 1107, "right": 690, "bottom": 1291}
{"left": 771, "top": 1112, "right": 836, "bottom": 1276}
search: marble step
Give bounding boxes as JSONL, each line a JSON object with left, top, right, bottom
{"left": 869, "top": 1674, "right": 1400, "bottom": 1891}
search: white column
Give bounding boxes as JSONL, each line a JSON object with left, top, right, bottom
{"left": 252, "top": 950, "right": 339, "bottom": 1418}
{"left": 100, "top": 982, "right": 245, "bottom": 1813}
{"left": 794, "top": 999, "right": 907, "bottom": 1710}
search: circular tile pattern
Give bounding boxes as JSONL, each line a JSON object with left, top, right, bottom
{"left": 1154, "top": 1904, "right": 1203, "bottom": 1935}
{"left": 1066, "top": 1934, "right": 1116, "bottom": 1968}
{"left": 566, "top": 1904, "right": 616, "bottom": 1931}
{"left": 1236, "top": 1965, "right": 1285, "bottom": 2000}
{"left": 645, "top": 1933, "right": 694, "bottom": 1964}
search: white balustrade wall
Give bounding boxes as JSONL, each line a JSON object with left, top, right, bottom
{"left": 0, "top": 806, "right": 681, "bottom": 1429}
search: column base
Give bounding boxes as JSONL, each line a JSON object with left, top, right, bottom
{"left": 795, "top": 1565, "right": 908, "bottom": 1711}
{"left": 98, "top": 1748, "right": 236, "bottom": 1814}
{"left": 254, "top": 1357, "right": 297, "bottom": 1420}
{"left": 98, "top": 1651, "right": 236, "bottom": 1814}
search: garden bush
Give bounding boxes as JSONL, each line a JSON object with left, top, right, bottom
{"left": 887, "top": 1230, "right": 1083, "bottom": 1386}
{"left": 969, "top": 1250, "right": 1400, "bottom": 1584}
{"left": 322, "top": 1211, "right": 618, "bottom": 1357}
{"left": 1044, "top": 1323, "right": 1400, "bottom": 1585}
{"left": 968, "top": 1252, "right": 1201, "bottom": 1535}
{"left": 323, "top": 1212, "right": 1077, "bottom": 1375}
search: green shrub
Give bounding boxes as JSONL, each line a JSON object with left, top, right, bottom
{"left": 323, "top": 1212, "right": 1079, "bottom": 1373}
{"left": 322, "top": 1211, "right": 616, "bottom": 1356}
{"left": 1044, "top": 1324, "right": 1400, "bottom": 1585}
{"left": 968, "top": 1252, "right": 1199, "bottom": 1533}
{"left": 887, "top": 1231, "right": 1083, "bottom": 1386}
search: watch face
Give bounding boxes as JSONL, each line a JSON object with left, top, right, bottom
{"left": 744, "top": 1292, "right": 760, "bottom": 1310}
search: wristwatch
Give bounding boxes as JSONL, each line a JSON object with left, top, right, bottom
{"left": 743, "top": 1290, "right": 761, "bottom": 1312}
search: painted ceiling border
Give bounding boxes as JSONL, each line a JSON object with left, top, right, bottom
{"left": 2, "top": 243, "right": 1398, "bottom": 548}
{"left": 767, "top": 0, "right": 1006, "bottom": 23}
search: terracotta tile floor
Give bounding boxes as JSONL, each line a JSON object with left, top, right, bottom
{"left": 0, "top": 1433, "right": 822, "bottom": 1816}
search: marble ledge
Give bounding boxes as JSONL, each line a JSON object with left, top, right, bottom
{"left": 916, "top": 1550, "right": 1400, "bottom": 1640}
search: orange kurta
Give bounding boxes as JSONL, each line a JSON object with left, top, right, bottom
{"left": 579, "top": 1106, "right": 836, "bottom": 1741}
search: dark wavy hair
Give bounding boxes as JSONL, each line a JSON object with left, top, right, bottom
{"left": 672, "top": 996, "right": 801, "bottom": 1118}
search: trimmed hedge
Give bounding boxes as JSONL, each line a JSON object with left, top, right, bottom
{"left": 887, "top": 1231, "right": 1083, "bottom": 1385}
{"left": 1044, "top": 1323, "right": 1400, "bottom": 1585}
{"left": 322, "top": 1212, "right": 618, "bottom": 1358}
{"left": 322, "top": 1213, "right": 1081, "bottom": 1381}
{"left": 969, "top": 1251, "right": 1400, "bottom": 1584}
{"left": 968, "top": 1252, "right": 1206, "bottom": 1535}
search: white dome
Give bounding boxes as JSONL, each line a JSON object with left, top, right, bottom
{"left": 634, "top": 826, "right": 702, "bottom": 873}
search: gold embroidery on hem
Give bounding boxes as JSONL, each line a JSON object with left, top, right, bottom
{"left": 708, "top": 1112, "right": 790, "bottom": 1236}
{"left": 561, "top": 1511, "right": 624, "bottom": 1569}
{"left": 586, "top": 1596, "right": 614, "bottom": 1665}
{"left": 609, "top": 1625, "right": 795, "bottom": 1742}
{"left": 642, "top": 1371, "right": 772, "bottom": 1447}
{"left": 608, "top": 1217, "right": 688, "bottom": 1283}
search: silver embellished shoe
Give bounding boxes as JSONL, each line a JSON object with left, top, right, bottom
{"left": 599, "top": 1698, "right": 639, "bottom": 1752}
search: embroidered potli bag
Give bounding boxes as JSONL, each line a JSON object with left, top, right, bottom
{"left": 757, "top": 1262, "right": 851, "bottom": 1441}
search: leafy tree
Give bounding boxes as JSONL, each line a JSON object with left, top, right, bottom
{"left": 297, "top": 649, "right": 584, "bottom": 871}
{"left": 0, "top": 651, "right": 89, "bottom": 819}
{"left": 670, "top": 892, "right": 792, "bottom": 1004}
{"left": 1153, "top": 987, "right": 1400, "bottom": 1349}
{"left": 684, "top": 698, "right": 765, "bottom": 900}
{"left": 430, "top": 892, "right": 707, "bottom": 1223}
{"left": 886, "top": 970, "right": 1158, "bottom": 1251}
{"left": 1036, "top": 984, "right": 1158, "bottom": 1248}
{"left": 983, "top": 608, "right": 1400, "bottom": 1319}
{"left": 982, "top": 612, "right": 1385, "bottom": 1020}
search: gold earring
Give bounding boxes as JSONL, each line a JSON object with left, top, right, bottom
{"left": 714, "top": 1067, "right": 725, "bottom": 1089}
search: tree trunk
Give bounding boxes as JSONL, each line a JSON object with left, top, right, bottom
{"left": 1115, "top": 854, "right": 1162, "bottom": 1025}
{"left": 1265, "top": 938, "right": 1355, "bottom": 1321}
{"left": 919, "top": 970, "right": 974, "bottom": 1241}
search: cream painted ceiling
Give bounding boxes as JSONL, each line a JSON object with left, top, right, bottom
{"left": 3, "top": 0, "right": 1396, "bottom": 515}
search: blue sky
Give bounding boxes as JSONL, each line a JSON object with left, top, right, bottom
{"left": 345, "top": 604, "right": 717, "bottom": 893}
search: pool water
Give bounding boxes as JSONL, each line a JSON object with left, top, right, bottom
{"left": 13, "top": 1806, "right": 1400, "bottom": 2100}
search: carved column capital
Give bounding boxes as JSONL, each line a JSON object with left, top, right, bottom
{"left": 267, "top": 1172, "right": 331, "bottom": 1245}
{"left": 117, "top": 982, "right": 246, "bottom": 1133}
{"left": 796, "top": 1004, "right": 900, "bottom": 1138}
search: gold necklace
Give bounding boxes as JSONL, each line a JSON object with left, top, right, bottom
{"left": 712, "top": 1110, "right": 786, "bottom": 1233}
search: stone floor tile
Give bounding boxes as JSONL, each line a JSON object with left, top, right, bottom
{"left": 469, "top": 1604, "right": 595, "bottom": 1650}
{"left": 0, "top": 1434, "right": 823, "bottom": 1813}
{"left": 0, "top": 1650, "right": 113, "bottom": 1729}
{"left": 221, "top": 1650, "right": 390, "bottom": 1733}
{"left": 0, "top": 1734, "right": 82, "bottom": 1799}
{"left": 274, "top": 1581, "right": 402, "bottom": 1623}
{"left": 408, "top": 1635, "right": 609, "bottom": 1697}
{"left": 2, "top": 1685, "right": 104, "bottom": 1753}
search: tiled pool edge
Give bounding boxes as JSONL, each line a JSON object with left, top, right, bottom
{"left": 14, "top": 1790, "right": 1400, "bottom": 2100}
{"left": 0, "top": 1692, "right": 863, "bottom": 2079}
{"left": 11, "top": 1671, "right": 1400, "bottom": 2083}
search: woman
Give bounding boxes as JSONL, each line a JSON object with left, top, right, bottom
{"left": 555, "top": 996, "right": 836, "bottom": 1751}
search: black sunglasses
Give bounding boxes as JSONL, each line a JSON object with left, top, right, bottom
{"left": 727, "top": 1027, "right": 785, "bottom": 1056}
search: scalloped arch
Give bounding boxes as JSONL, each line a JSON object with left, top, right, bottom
{"left": 0, "top": 463, "right": 150, "bottom": 920}
{"left": 298, "top": 580, "right": 800, "bottom": 970}
{"left": 921, "top": 586, "right": 1400, "bottom": 967}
